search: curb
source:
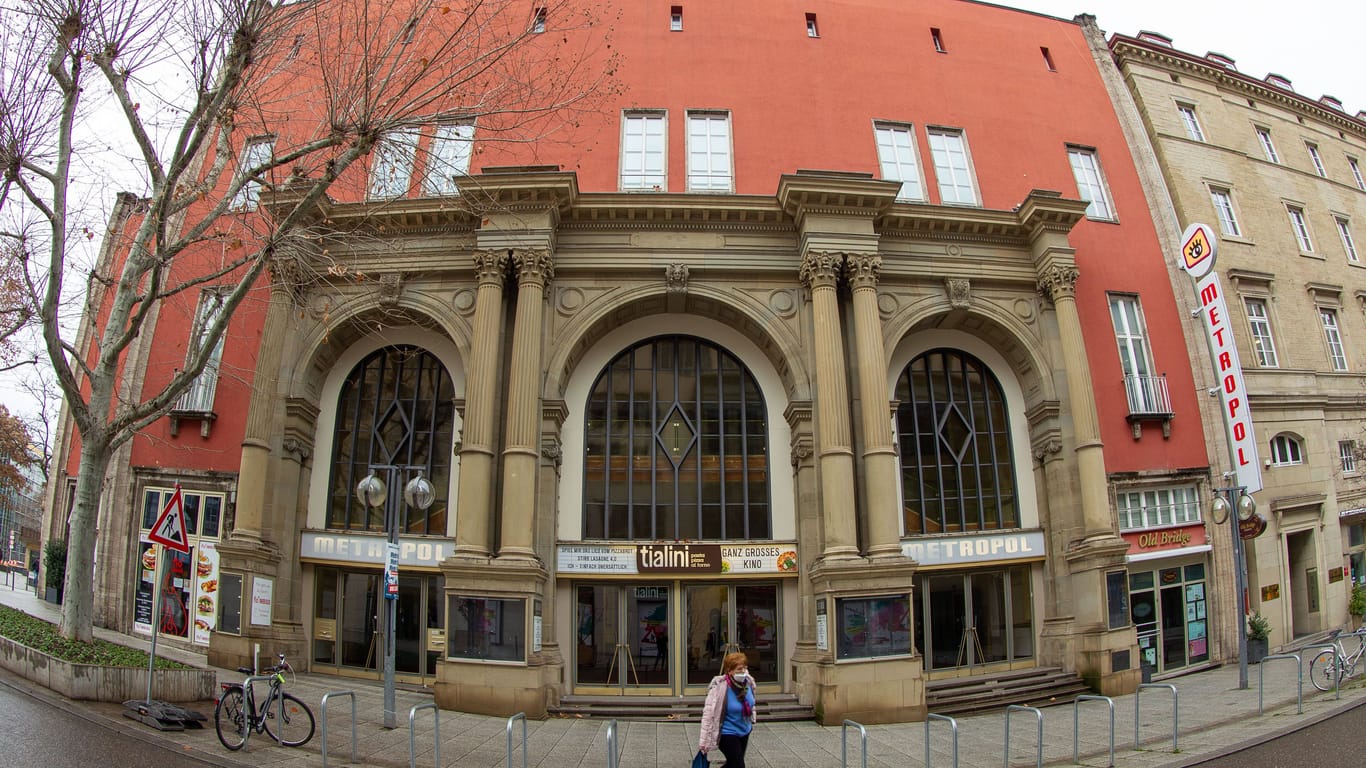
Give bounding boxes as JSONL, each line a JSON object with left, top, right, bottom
{"left": 1154, "top": 693, "right": 1366, "bottom": 767}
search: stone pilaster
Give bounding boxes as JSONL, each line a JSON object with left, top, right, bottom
{"left": 453, "top": 249, "right": 508, "bottom": 558}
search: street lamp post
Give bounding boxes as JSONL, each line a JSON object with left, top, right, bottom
{"left": 357, "top": 468, "right": 434, "bottom": 729}
{"left": 1211, "top": 486, "right": 1257, "bottom": 690}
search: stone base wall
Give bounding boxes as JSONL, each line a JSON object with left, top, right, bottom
{"left": 809, "top": 655, "right": 926, "bottom": 725}
{"left": 433, "top": 659, "right": 553, "bottom": 718}
{"left": 0, "top": 635, "right": 217, "bottom": 702}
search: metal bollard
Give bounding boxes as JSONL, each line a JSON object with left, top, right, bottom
{"left": 1134, "top": 683, "right": 1178, "bottom": 752}
{"left": 1258, "top": 653, "right": 1303, "bottom": 714}
{"left": 840, "top": 719, "right": 868, "bottom": 768}
{"left": 604, "top": 719, "right": 619, "bottom": 768}
{"left": 507, "top": 712, "right": 528, "bottom": 768}
{"left": 407, "top": 702, "right": 438, "bottom": 768}
{"left": 1072, "top": 695, "right": 1114, "bottom": 767}
{"left": 320, "top": 690, "right": 357, "bottom": 767}
{"left": 925, "top": 713, "right": 959, "bottom": 768}
{"left": 1004, "top": 705, "right": 1043, "bottom": 768}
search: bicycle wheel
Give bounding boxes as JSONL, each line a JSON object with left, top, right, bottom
{"left": 215, "top": 686, "right": 249, "bottom": 750}
{"left": 263, "top": 692, "right": 315, "bottom": 747}
{"left": 1309, "top": 649, "right": 1341, "bottom": 691}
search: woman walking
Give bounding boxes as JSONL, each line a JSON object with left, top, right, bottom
{"left": 699, "top": 651, "right": 756, "bottom": 767}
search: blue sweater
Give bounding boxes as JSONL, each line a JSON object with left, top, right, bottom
{"left": 721, "top": 683, "right": 754, "bottom": 737}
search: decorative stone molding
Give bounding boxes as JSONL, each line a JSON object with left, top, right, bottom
{"left": 541, "top": 437, "right": 563, "bottom": 473}
{"left": 843, "top": 253, "right": 882, "bottom": 289}
{"left": 473, "top": 249, "right": 510, "bottom": 285}
{"left": 1036, "top": 265, "right": 1080, "bottom": 304}
{"left": 665, "top": 263, "right": 690, "bottom": 294}
{"left": 378, "top": 272, "right": 404, "bottom": 306}
{"left": 799, "top": 251, "right": 845, "bottom": 289}
{"left": 511, "top": 248, "right": 555, "bottom": 285}
{"left": 281, "top": 437, "right": 312, "bottom": 463}
{"left": 1032, "top": 436, "right": 1063, "bottom": 463}
{"left": 945, "top": 278, "right": 971, "bottom": 309}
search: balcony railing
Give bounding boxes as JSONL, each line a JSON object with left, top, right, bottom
{"left": 1123, "top": 373, "right": 1173, "bottom": 439}
{"left": 169, "top": 369, "right": 219, "bottom": 438}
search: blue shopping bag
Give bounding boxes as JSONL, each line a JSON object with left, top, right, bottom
{"left": 691, "top": 750, "right": 708, "bottom": 768}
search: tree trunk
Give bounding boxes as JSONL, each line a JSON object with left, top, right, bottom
{"left": 60, "top": 437, "right": 111, "bottom": 643}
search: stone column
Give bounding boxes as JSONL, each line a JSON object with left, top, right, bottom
{"left": 498, "top": 248, "right": 554, "bottom": 561}
{"left": 799, "top": 251, "right": 859, "bottom": 560}
{"left": 453, "top": 249, "right": 509, "bottom": 558}
{"left": 846, "top": 253, "right": 902, "bottom": 559}
{"left": 230, "top": 279, "right": 293, "bottom": 545}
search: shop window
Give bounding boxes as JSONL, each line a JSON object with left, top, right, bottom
{"left": 1106, "top": 570, "right": 1129, "bottom": 629}
{"left": 448, "top": 596, "right": 526, "bottom": 661}
{"left": 135, "top": 486, "right": 225, "bottom": 644}
{"left": 836, "top": 594, "right": 911, "bottom": 659}
{"left": 217, "top": 573, "right": 243, "bottom": 635}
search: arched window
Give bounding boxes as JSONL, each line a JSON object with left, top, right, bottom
{"left": 1269, "top": 434, "right": 1304, "bottom": 466}
{"left": 583, "top": 336, "right": 770, "bottom": 540}
{"left": 896, "top": 349, "right": 1018, "bottom": 534}
{"left": 327, "top": 346, "right": 455, "bottom": 533}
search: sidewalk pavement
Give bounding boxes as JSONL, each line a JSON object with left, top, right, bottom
{"left": 1, "top": 578, "right": 1363, "bottom": 768}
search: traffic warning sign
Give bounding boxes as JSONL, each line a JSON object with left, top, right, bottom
{"left": 148, "top": 484, "right": 190, "bottom": 553}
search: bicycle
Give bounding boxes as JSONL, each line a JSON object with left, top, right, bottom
{"left": 1308, "top": 627, "right": 1366, "bottom": 691}
{"left": 215, "top": 653, "right": 316, "bottom": 750}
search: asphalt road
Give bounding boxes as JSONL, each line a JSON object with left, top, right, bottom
{"left": 1186, "top": 699, "right": 1366, "bottom": 767}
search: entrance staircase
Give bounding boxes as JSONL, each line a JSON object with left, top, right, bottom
{"left": 549, "top": 693, "right": 814, "bottom": 722}
{"left": 925, "top": 666, "right": 1091, "bottom": 716}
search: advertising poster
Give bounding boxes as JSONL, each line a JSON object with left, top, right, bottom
{"left": 192, "top": 542, "right": 220, "bottom": 644}
{"left": 133, "top": 542, "right": 156, "bottom": 635}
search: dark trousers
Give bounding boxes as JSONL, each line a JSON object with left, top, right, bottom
{"left": 717, "top": 733, "right": 749, "bottom": 768}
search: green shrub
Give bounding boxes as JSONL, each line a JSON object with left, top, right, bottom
{"left": 0, "top": 604, "right": 189, "bottom": 669}
{"left": 42, "top": 539, "right": 66, "bottom": 589}
{"left": 1247, "top": 611, "right": 1271, "bottom": 641}
{"left": 1350, "top": 583, "right": 1366, "bottom": 617}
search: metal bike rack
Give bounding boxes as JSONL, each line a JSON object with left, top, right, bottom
{"left": 1302, "top": 643, "right": 1342, "bottom": 700}
{"left": 407, "top": 702, "right": 439, "bottom": 768}
{"left": 1072, "top": 695, "right": 1114, "bottom": 767}
{"left": 925, "top": 713, "right": 959, "bottom": 768}
{"left": 320, "top": 690, "right": 357, "bottom": 767}
{"left": 841, "top": 719, "right": 868, "bottom": 768}
{"left": 1133, "top": 683, "right": 1178, "bottom": 752}
{"left": 1004, "top": 705, "right": 1043, "bottom": 768}
{"left": 1258, "top": 652, "right": 1303, "bottom": 714}
{"left": 507, "top": 712, "right": 528, "bottom": 768}
{"left": 240, "top": 674, "right": 281, "bottom": 748}
{"left": 604, "top": 719, "right": 620, "bottom": 768}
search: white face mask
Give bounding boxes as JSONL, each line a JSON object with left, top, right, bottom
{"left": 731, "top": 672, "right": 748, "bottom": 684}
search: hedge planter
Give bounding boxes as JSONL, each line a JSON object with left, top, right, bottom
{"left": 0, "top": 632, "right": 216, "bottom": 702}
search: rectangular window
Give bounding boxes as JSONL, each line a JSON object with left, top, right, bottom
{"left": 1307, "top": 142, "right": 1326, "bottom": 176}
{"left": 1041, "top": 47, "right": 1055, "bottom": 71}
{"left": 686, "top": 112, "right": 732, "bottom": 192}
{"left": 422, "top": 123, "right": 475, "bottom": 196}
{"left": 931, "top": 27, "right": 945, "bottom": 53}
{"left": 1107, "top": 571, "right": 1129, "bottom": 630}
{"left": 620, "top": 112, "right": 666, "bottom": 191}
{"left": 137, "top": 486, "right": 225, "bottom": 643}
{"left": 217, "top": 573, "right": 243, "bottom": 635}
{"left": 176, "top": 291, "right": 227, "bottom": 412}
{"left": 837, "top": 594, "right": 911, "bottom": 659}
{"left": 1067, "top": 147, "right": 1115, "bottom": 220}
{"left": 670, "top": 6, "right": 683, "bottom": 30}
{"left": 1244, "top": 298, "right": 1279, "bottom": 368}
{"left": 1337, "top": 217, "right": 1360, "bottom": 263}
{"left": 1255, "top": 127, "right": 1279, "bottom": 163}
{"left": 230, "top": 138, "right": 274, "bottom": 211}
{"left": 1177, "top": 104, "right": 1205, "bottom": 141}
{"left": 805, "top": 13, "right": 818, "bottom": 37}
{"left": 1115, "top": 486, "right": 1201, "bottom": 530}
{"left": 1109, "top": 294, "right": 1165, "bottom": 415}
{"left": 448, "top": 596, "right": 525, "bottom": 661}
{"left": 874, "top": 123, "right": 924, "bottom": 201}
{"left": 1209, "top": 187, "right": 1241, "bottom": 236}
{"left": 1321, "top": 307, "right": 1348, "bottom": 370}
{"left": 1350, "top": 157, "right": 1365, "bottom": 191}
{"left": 368, "top": 130, "right": 419, "bottom": 199}
{"left": 1341, "top": 441, "right": 1358, "bottom": 474}
{"left": 1287, "top": 205, "right": 1313, "bottom": 252}
{"left": 928, "top": 127, "right": 977, "bottom": 205}
{"left": 531, "top": 7, "right": 546, "bottom": 33}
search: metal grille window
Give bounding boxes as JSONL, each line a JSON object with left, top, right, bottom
{"left": 1320, "top": 308, "right": 1348, "bottom": 371}
{"left": 327, "top": 346, "right": 455, "bottom": 533}
{"left": 1067, "top": 147, "right": 1115, "bottom": 220}
{"left": 1341, "top": 441, "right": 1357, "bottom": 474}
{"left": 1244, "top": 298, "right": 1279, "bottom": 368}
{"left": 875, "top": 123, "right": 925, "bottom": 201}
{"left": 1116, "top": 485, "right": 1201, "bottom": 530}
{"left": 895, "top": 349, "right": 1017, "bottom": 534}
{"left": 583, "top": 336, "right": 770, "bottom": 540}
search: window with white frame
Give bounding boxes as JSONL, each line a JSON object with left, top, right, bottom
{"left": 1177, "top": 104, "right": 1205, "bottom": 141}
{"left": 422, "top": 123, "right": 474, "bottom": 196}
{"left": 1243, "top": 297, "right": 1279, "bottom": 368}
{"left": 176, "top": 291, "right": 227, "bottom": 413}
{"left": 1109, "top": 294, "right": 1163, "bottom": 414}
{"left": 806, "top": 13, "right": 819, "bottom": 37}
{"left": 1337, "top": 217, "right": 1359, "bottom": 263}
{"left": 1320, "top": 307, "right": 1348, "bottom": 370}
{"left": 230, "top": 138, "right": 274, "bottom": 211}
{"left": 1341, "top": 441, "right": 1358, "bottom": 474}
{"left": 670, "top": 6, "right": 682, "bottom": 31}
{"left": 531, "top": 6, "right": 546, "bottom": 33}
{"left": 1350, "top": 156, "right": 1365, "bottom": 191}
{"left": 368, "top": 130, "right": 420, "bottom": 199}
{"left": 1209, "top": 187, "right": 1241, "bottom": 236}
{"left": 1255, "top": 127, "right": 1280, "bottom": 163}
{"left": 686, "top": 112, "right": 732, "bottom": 192}
{"left": 1116, "top": 485, "right": 1201, "bottom": 531}
{"left": 1306, "top": 142, "right": 1327, "bottom": 176}
{"left": 1269, "top": 434, "right": 1304, "bottom": 466}
{"left": 874, "top": 123, "right": 924, "bottom": 201}
{"left": 1067, "top": 147, "right": 1115, "bottom": 220}
{"left": 928, "top": 127, "right": 978, "bottom": 205}
{"left": 621, "top": 112, "right": 666, "bottom": 191}
{"left": 1287, "top": 205, "right": 1314, "bottom": 252}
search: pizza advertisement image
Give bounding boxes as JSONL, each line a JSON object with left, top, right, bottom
{"left": 192, "top": 542, "right": 220, "bottom": 644}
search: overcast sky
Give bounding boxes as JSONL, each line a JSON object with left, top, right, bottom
{"left": 1014, "top": 0, "right": 1366, "bottom": 117}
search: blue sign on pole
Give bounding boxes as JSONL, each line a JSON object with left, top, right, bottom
{"left": 384, "top": 542, "right": 399, "bottom": 599}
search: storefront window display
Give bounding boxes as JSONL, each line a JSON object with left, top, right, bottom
{"left": 837, "top": 594, "right": 911, "bottom": 659}
{"left": 1130, "top": 563, "right": 1209, "bottom": 673}
{"left": 134, "top": 486, "right": 223, "bottom": 644}
{"left": 449, "top": 596, "right": 526, "bottom": 662}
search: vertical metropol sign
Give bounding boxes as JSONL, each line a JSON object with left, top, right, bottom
{"left": 1179, "top": 223, "right": 1262, "bottom": 493}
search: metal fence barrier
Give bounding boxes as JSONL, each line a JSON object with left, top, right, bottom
{"left": 1072, "top": 695, "right": 1114, "bottom": 767}
{"left": 320, "top": 690, "right": 357, "bottom": 767}
{"left": 507, "top": 712, "right": 528, "bottom": 768}
{"left": 407, "top": 702, "right": 438, "bottom": 768}
{"left": 1004, "top": 705, "right": 1043, "bottom": 768}
{"left": 1258, "top": 652, "right": 1303, "bottom": 715}
{"left": 605, "top": 719, "right": 620, "bottom": 768}
{"left": 1301, "top": 643, "right": 1342, "bottom": 700}
{"left": 1133, "top": 683, "right": 1178, "bottom": 752}
{"left": 925, "top": 713, "right": 959, "bottom": 768}
{"left": 841, "top": 719, "right": 868, "bottom": 768}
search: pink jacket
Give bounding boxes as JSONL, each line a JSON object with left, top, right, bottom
{"left": 698, "top": 674, "right": 757, "bottom": 752}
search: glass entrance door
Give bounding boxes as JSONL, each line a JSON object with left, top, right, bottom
{"left": 684, "top": 583, "right": 778, "bottom": 689}
{"left": 916, "top": 566, "right": 1034, "bottom": 673}
{"left": 575, "top": 583, "right": 672, "bottom": 689}
{"left": 313, "top": 567, "right": 443, "bottom": 684}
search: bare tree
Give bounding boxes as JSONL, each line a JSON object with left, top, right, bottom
{"left": 0, "top": 0, "right": 618, "bottom": 641}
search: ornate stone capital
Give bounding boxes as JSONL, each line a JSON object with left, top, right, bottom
{"left": 1032, "top": 437, "right": 1063, "bottom": 463}
{"left": 799, "top": 251, "right": 845, "bottom": 290}
{"left": 945, "top": 278, "right": 971, "bottom": 309}
{"left": 281, "top": 437, "right": 312, "bottom": 463}
{"left": 844, "top": 253, "right": 882, "bottom": 290}
{"left": 541, "top": 436, "right": 563, "bottom": 473}
{"left": 511, "top": 248, "right": 555, "bottom": 286}
{"left": 1036, "top": 265, "right": 1080, "bottom": 304}
{"left": 473, "top": 249, "right": 509, "bottom": 286}
{"left": 665, "top": 263, "right": 690, "bottom": 294}
{"left": 378, "top": 272, "right": 403, "bottom": 306}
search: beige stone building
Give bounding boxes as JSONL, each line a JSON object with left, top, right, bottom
{"left": 1092, "top": 22, "right": 1366, "bottom": 651}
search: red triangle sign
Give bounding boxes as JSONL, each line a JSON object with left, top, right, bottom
{"left": 148, "top": 484, "right": 190, "bottom": 553}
